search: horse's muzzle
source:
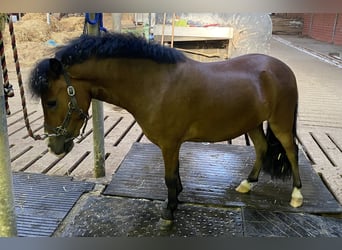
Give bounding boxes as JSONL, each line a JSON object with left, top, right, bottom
{"left": 47, "top": 136, "right": 74, "bottom": 155}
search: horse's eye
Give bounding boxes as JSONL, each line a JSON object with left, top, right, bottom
{"left": 46, "top": 100, "right": 57, "bottom": 109}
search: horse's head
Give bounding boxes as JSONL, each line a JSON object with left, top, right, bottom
{"left": 29, "top": 58, "right": 91, "bottom": 155}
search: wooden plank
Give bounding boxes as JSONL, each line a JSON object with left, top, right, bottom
{"left": 10, "top": 140, "right": 40, "bottom": 164}
{"left": 310, "top": 130, "right": 342, "bottom": 166}
{"left": 7, "top": 111, "right": 42, "bottom": 136}
{"left": 23, "top": 149, "right": 64, "bottom": 174}
{"left": 103, "top": 114, "right": 136, "bottom": 146}
{"left": 22, "top": 114, "right": 93, "bottom": 175}
{"left": 297, "top": 127, "right": 332, "bottom": 168}
{"left": 6, "top": 109, "right": 31, "bottom": 127}
{"left": 67, "top": 115, "right": 127, "bottom": 179}
{"left": 318, "top": 165, "right": 342, "bottom": 204}
{"left": 36, "top": 114, "right": 110, "bottom": 176}
{"left": 74, "top": 122, "right": 144, "bottom": 179}
{"left": 326, "top": 130, "right": 342, "bottom": 154}
{"left": 154, "top": 25, "right": 234, "bottom": 41}
{"left": 11, "top": 143, "right": 49, "bottom": 172}
{"left": 46, "top": 143, "right": 91, "bottom": 176}
{"left": 271, "top": 16, "right": 303, "bottom": 35}
{"left": 139, "top": 135, "right": 151, "bottom": 144}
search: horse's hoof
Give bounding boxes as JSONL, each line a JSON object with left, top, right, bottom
{"left": 290, "top": 197, "right": 303, "bottom": 208}
{"left": 290, "top": 187, "right": 303, "bottom": 208}
{"left": 158, "top": 217, "right": 174, "bottom": 231}
{"left": 235, "top": 179, "right": 251, "bottom": 193}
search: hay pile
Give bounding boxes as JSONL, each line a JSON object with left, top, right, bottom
{"left": 2, "top": 13, "right": 85, "bottom": 67}
{"left": 10, "top": 13, "right": 84, "bottom": 43}
{"left": 1, "top": 13, "right": 133, "bottom": 68}
{"left": 14, "top": 13, "right": 60, "bottom": 42}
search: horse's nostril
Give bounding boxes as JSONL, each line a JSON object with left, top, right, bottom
{"left": 64, "top": 140, "right": 74, "bottom": 154}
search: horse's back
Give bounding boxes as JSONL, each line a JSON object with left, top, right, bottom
{"left": 213, "top": 53, "right": 298, "bottom": 102}
{"left": 138, "top": 53, "right": 298, "bottom": 144}
{"left": 227, "top": 54, "right": 295, "bottom": 78}
{"left": 178, "top": 54, "right": 298, "bottom": 141}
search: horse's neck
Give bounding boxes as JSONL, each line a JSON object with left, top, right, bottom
{"left": 69, "top": 58, "right": 184, "bottom": 114}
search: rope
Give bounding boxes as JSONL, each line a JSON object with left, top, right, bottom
{"left": 0, "top": 30, "right": 11, "bottom": 115}
{"left": 7, "top": 16, "right": 42, "bottom": 140}
{"left": 0, "top": 14, "right": 14, "bottom": 115}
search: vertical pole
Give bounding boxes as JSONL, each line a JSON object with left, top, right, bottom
{"left": 171, "top": 13, "right": 175, "bottom": 48}
{"left": 0, "top": 66, "right": 17, "bottom": 236}
{"left": 111, "top": 13, "right": 122, "bottom": 32}
{"left": 87, "top": 13, "right": 105, "bottom": 178}
{"left": 161, "top": 13, "right": 166, "bottom": 45}
{"left": 46, "top": 13, "right": 50, "bottom": 25}
{"left": 309, "top": 13, "right": 313, "bottom": 37}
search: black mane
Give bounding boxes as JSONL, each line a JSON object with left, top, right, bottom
{"left": 29, "top": 58, "right": 53, "bottom": 98}
{"left": 29, "top": 33, "right": 186, "bottom": 97}
{"left": 56, "top": 32, "right": 186, "bottom": 65}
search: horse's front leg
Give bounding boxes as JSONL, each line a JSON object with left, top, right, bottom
{"left": 160, "top": 144, "right": 183, "bottom": 221}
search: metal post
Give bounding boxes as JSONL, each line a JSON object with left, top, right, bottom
{"left": 87, "top": 13, "right": 105, "bottom": 178}
{"left": 171, "top": 13, "right": 175, "bottom": 48}
{"left": 111, "top": 13, "right": 122, "bottom": 32}
{"left": 0, "top": 66, "right": 17, "bottom": 236}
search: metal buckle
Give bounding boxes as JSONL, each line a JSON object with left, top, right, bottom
{"left": 55, "top": 126, "right": 68, "bottom": 136}
{"left": 67, "top": 86, "right": 76, "bottom": 97}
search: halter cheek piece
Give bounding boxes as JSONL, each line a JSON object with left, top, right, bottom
{"left": 44, "top": 69, "right": 89, "bottom": 139}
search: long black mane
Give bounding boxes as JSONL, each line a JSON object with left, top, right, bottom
{"left": 29, "top": 33, "right": 186, "bottom": 97}
{"left": 56, "top": 32, "right": 186, "bottom": 65}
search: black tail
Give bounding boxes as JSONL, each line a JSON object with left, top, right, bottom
{"left": 263, "top": 104, "right": 298, "bottom": 180}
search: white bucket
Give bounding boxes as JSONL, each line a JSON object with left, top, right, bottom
{"left": 10, "top": 15, "right": 18, "bottom": 22}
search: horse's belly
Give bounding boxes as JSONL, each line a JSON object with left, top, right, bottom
{"left": 185, "top": 115, "right": 261, "bottom": 142}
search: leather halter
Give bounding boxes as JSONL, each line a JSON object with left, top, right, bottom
{"left": 44, "top": 69, "right": 89, "bottom": 138}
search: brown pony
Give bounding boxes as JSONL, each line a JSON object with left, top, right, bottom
{"left": 28, "top": 33, "right": 302, "bottom": 221}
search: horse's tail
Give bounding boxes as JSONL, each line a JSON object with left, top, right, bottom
{"left": 263, "top": 103, "right": 298, "bottom": 180}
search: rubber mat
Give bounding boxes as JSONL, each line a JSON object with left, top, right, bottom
{"left": 56, "top": 196, "right": 243, "bottom": 237}
{"left": 242, "top": 208, "right": 342, "bottom": 237}
{"left": 13, "top": 172, "right": 94, "bottom": 236}
{"left": 104, "top": 142, "right": 342, "bottom": 214}
{"left": 56, "top": 196, "right": 342, "bottom": 237}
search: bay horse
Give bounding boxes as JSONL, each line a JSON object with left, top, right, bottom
{"left": 28, "top": 33, "right": 302, "bottom": 221}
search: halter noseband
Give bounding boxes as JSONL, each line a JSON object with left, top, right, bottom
{"left": 44, "top": 69, "right": 89, "bottom": 138}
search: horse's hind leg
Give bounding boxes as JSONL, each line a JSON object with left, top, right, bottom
{"left": 160, "top": 144, "right": 183, "bottom": 221}
{"left": 270, "top": 125, "right": 303, "bottom": 208}
{"left": 236, "top": 124, "right": 267, "bottom": 193}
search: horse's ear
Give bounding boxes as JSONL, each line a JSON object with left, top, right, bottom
{"left": 49, "top": 58, "right": 63, "bottom": 78}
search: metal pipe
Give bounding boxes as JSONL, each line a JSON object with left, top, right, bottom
{"left": 171, "top": 13, "right": 175, "bottom": 48}
{"left": 0, "top": 66, "right": 17, "bottom": 236}
{"left": 309, "top": 13, "right": 313, "bottom": 37}
{"left": 112, "top": 13, "right": 122, "bottom": 32}
{"left": 161, "top": 13, "right": 166, "bottom": 45}
{"left": 87, "top": 13, "right": 105, "bottom": 178}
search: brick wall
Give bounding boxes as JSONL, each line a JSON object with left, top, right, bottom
{"left": 302, "top": 13, "right": 342, "bottom": 45}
